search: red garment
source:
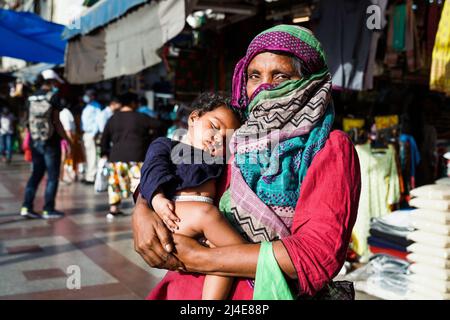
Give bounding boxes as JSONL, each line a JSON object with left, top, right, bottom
{"left": 148, "top": 130, "right": 361, "bottom": 299}
{"left": 369, "top": 246, "right": 408, "bottom": 261}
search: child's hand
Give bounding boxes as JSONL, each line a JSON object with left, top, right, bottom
{"left": 152, "top": 193, "right": 180, "bottom": 231}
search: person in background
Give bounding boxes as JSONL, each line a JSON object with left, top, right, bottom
{"left": 137, "top": 97, "right": 158, "bottom": 118}
{"left": 0, "top": 106, "right": 16, "bottom": 164}
{"left": 21, "top": 69, "right": 72, "bottom": 219}
{"left": 97, "top": 96, "right": 122, "bottom": 134}
{"left": 100, "top": 92, "right": 161, "bottom": 220}
{"left": 59, "top": 106, "right": 76, "bottom": 184}
{"left": 81, "top": 89, "right": 102, "bottom": 185}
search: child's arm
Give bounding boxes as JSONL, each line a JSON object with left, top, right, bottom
{"left": 140, "top": 138, "right": 179, "bottom": 223}
{"left": 151, "top": 188, "right": 180, "bottom": 231}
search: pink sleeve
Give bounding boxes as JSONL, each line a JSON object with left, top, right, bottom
{"left": 281, "top": 131, "right": 361, "bottom": 296}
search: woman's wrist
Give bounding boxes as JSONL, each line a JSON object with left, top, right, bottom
{"left": 185, "top": 243, "right": 214, "bottom": 274}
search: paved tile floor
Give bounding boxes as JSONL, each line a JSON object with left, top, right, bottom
{"left": 0, "top": 156, "right": 377, "bottom": 300}
{"left": 0, "top": 156, "right": 166, "bottom": 299}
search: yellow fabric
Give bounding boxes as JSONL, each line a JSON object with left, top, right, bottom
{"left": 430, "top": 0, "right": 450, "bottom": 96}
{"left": 352, "top": 144, "right": 401, "bottom": 258}
{"left": 374, "top": 115, "right": 399, "bottom": 130}
{"left": 343, "top": 118, "right": 365, "bottom": 132}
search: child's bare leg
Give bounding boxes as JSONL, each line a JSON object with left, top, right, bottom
{"left": 171, "top": 201, "right": 245, "bottom": 300}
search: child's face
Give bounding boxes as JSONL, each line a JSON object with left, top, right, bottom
{"left": 187, "top": 105, "right": 241, "bottom": 156}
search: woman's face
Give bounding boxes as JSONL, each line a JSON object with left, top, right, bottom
{"left": 246, "top": 52, "right": 301, "bottom": 99}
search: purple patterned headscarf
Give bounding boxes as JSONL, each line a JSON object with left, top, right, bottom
{"left": 231, "top": 24, "right": 328, "bottom": 110}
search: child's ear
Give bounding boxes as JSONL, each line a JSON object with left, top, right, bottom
{"left": 188, "top": 110, "right": 200, "bottom": 126}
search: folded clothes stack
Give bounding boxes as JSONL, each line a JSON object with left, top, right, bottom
{"left": 405, "top": 183, "right": 450, "bottom": 300}
{"left": 368, "top": 210, "right": 415, "bottom": 260}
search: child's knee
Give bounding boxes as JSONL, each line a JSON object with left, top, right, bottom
{"left": 194, "top": 203, "right": 223, "bottom": 222}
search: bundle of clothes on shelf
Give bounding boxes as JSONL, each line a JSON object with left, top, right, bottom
{"left": 406, "top": 183, "right": 450, "bottom": 300}
{"left": 368, "top": 210, "right": 415, "bottom": 260}
{"left": 345, "top": 180, "right": 450, "bottom": 300}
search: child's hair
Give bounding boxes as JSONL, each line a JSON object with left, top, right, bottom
{"left": 191, "top": 92, "right": 243, "bottom": 123}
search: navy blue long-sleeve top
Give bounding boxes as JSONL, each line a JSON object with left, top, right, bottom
{"left": 140, "top": 137, "right": 224, "bottom": 206}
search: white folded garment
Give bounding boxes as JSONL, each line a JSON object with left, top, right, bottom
{"left": 377, "top": 210, "right": 415, "bottom": 230}
{"left": 407, "top": 231, "right": 450, "bottom": 248}
{"left": 409, "top": 263, "right": 450, "bottom": 281}
{"left": 408, "top": 273, "right": 450, "bottom": 293}
{"left": 407, "top": 253, "right": 450, "bottom": 269}
{"left": 410, "top": 184, "right": 450, "bottom": 200}
{"left": 436, "top": 178, "right": 450, "bottom": 186}
{"left": 411, "top": 217, "right": 450, "bottom": 235}
{"left": 410, "top": 209, "right": 450, "bottom": 224}
{"left": 406, "top": 289, "right": 450, "bottom": 300}
{"left": 407, "top": 243, "right": 450, "bottom": 259}
{"left": 409, "top": 197, "right": 450, "bottom": 211}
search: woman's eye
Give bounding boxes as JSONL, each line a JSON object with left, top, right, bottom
{"left": 275, "top": 74, "right": 290, "bottom": 81}
{"left": 248, "top": 74, "right": 259, "bottom": 80}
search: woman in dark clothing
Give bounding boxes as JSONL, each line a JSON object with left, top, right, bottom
{"left": 101, "top": 92, "right": 160, "bottom": 219}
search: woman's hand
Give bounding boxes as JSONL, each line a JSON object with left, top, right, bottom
{"left": 172, "top": 234, "right": 208, "bottom": 273}
{"left": 132, "top": 193, "right": 185, "bottom": 271}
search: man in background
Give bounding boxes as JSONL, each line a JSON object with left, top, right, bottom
{"left": 97, "top": 96, "right": 122, "bottom": 134}
{"left": 80, "top": 89, "right": 101, "bottom": 184}
{"left": 21, "top": 69, "right": 71, "bottom": 219}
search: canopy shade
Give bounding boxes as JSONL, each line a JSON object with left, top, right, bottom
{"left": 62, "top": 0, "right": 148, "bottom": 40}
{"left": 0, "top": 9, "right": 66, "bottom": 64}
{"left": 65, "top": 0, "right": 185, "bottom": 84}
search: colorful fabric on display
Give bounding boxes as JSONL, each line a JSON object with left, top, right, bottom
{"left": 399, "top": 134, "right": 421, "bottom": 181}
{"left": 392, "top": 4, "right": 407, "bottom": 52}
{"left": 343, "top": 118, "right": 365, "bottom": 132}
{"left": 108, "top": 162, "right": 142, "bottom": 205}
{"left": 222, "top": 24, "right": 334, "bottom": 243}
{"left": 430, "top": 0, "right": 450, "bottom": 96}
{"left": 369, "top": 246, "right": 408, "bottom": 260}
{"left": 352, "top": 143, "right": 401, "bottom": 258}
{"left": 374, "top": 115, "right": 399, "bottom": 130}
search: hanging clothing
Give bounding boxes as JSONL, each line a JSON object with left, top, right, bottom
{"left": 426, "top": 1, "right": 443, "bottom": 59}
{"left": 352, "top": 143, "right": 401, "bottom": 258}
{"left": 405, "top": 0, "right": 424, "bottom": 72}
{"left": 385, "top": 1, "right": 423, "bottom": 72}
{"left": 392, "top": 4, "right": 407, "bottom": 52}
{"left": 312, "top": 0, "right": 373, "bottom": 91}
{"left": 399, "top": 134, "right": 421, "bottom": 191}
{"left": 364, "top": 0, "right": 388, "bottom": 90}
{"left": 430, "top": 0, "right": 450, "bottom": 96}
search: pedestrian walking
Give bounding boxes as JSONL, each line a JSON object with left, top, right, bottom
{"left": 0, "top": 106, "right": 15, "bottom": 164}
{"left": 21, "top": 69, "right": 72, "bottom": 219}
{"left": 80, "top": 89, "right": 101, "bottom": 184}
{"left": 100, "top": 92, "right": 160, "bottom": 219}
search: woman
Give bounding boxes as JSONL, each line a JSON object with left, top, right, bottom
{"left": 101, "top": 92, "right": 160, "bottom": 219}
{"left": 132, "top": 25, "right": 361, "bottom": 299}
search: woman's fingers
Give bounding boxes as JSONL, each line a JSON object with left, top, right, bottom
{"left": 154, "top": 219, "right": 175, "bottom": 253}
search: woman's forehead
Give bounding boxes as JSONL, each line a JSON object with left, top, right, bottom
{"left": 247, "top": 52, "right": 294, "bottom": 70}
